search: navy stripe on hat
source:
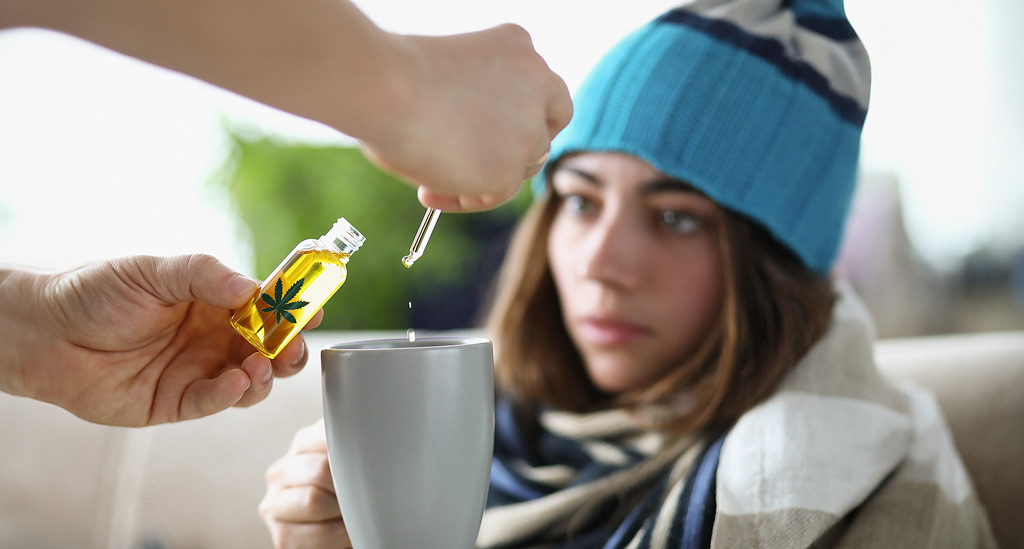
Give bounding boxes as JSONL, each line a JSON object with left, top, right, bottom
{"left": 796, "top": 15, "right": 859, "bottom": 41}
{"left": 657, "top": 9, "right": 865, "bottom": 126}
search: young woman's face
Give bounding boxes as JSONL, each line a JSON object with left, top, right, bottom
{"left": 547, "top": 152, "right": 725, "bottom": 394}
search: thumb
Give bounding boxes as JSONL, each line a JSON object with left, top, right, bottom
{"left": 416, "top": 186, "right": 515, "bottom": 213}
{"left": 142, "top": 254, "right": 258, "bottom": 309}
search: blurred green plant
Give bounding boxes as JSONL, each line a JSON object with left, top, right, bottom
{"left": 214, "top": 133, "right": 530, "bottom": 330}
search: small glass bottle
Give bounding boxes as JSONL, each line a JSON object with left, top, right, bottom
{"left": 231, "top": 218, "right": 365, "bottom": 359}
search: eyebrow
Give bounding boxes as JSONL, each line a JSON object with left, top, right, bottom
{"left": 557, "top": 167, "right": 602, "bottom": 185}
{"left": 555, "top": 166, "right": 698, "bottom": 195}
{"left": 640, "top": 179, "right": 698, "bottom": 195}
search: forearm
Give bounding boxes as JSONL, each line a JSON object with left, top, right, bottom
{"left": 0, "top": 0, "right": 412, "bottom": 140}
{"left": 0, "top": 267, "right": 51, "bottom": 399}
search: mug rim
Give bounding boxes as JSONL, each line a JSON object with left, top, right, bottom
{"left": 322, "top": 336, "right": 491, "bottom": 352}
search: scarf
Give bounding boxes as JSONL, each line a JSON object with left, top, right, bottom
{"left": 481, "top": 401, "right": 724, "bottom": 549}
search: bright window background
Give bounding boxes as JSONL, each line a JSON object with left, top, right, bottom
{"left": 1, "top": 0, "right": 1022, "bottom": 328}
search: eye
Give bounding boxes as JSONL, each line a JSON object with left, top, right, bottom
{"left": 563, "top": 193, "right": 596, "bottom": 217}
{"left": 659, "top": 210, "right": 701, "bottom": 235}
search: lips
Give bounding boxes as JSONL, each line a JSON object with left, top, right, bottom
{"left": 578, "top": 316, "right": 651, "bottom": 346}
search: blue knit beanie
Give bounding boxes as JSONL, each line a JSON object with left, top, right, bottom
{"left": 537, "top": 0, "right": 871, "bottom": 273}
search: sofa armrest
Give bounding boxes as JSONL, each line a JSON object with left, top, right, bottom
{"left": 876, "top": 330, "right": 1024, "bottom": 548}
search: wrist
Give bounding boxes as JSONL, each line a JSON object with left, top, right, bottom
{"left": 0, "top": 268, "right": 54, "bottom": 398}
{"left": 332, "top": 29, "right": 419, "bottom": 147}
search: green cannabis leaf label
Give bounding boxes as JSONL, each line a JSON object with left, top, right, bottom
{"left": 261, "top": 277, "right": 310, "bottom": 324}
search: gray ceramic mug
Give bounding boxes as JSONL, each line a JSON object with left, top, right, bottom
{"left": 321, "top": 337, "right": 494, "bottom": 549}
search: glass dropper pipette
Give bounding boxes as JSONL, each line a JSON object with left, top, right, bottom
{"left": 402, "top": 207, "right": 441, "bottom": 268}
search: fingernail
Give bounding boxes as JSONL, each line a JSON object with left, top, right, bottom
{"left": 228, "top": 275, "right": 257, "bottom": 297}
{"left": 262, "top": 365, "right": 274, "bottom": 383}
{"left": 292, "top": 340, "right": 308, "bottom": 368}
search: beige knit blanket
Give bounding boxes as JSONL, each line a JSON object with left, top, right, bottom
{"left": 710, "top": 283, "right": 997, "bottom": 547}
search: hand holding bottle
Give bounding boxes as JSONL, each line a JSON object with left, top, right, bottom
{"left": 231, "top": 218, "right": 364, "bottom": 358}
{"left": 0, "top": 254, "right": 319, "bottom": 426}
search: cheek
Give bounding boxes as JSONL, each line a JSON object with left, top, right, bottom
{"left": 689, "top": 276, "right": 724, "bottom": 334}
{"left": 546, "top": 221, "right": 575, "bottom": 291}
{"left": 660, "top": 247, "right": 725, "bottom": 346}
{"left": 696, "top": 279, "right": 724, "bottom": 334}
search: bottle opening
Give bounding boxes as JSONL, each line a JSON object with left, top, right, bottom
{"left": 326, "top": 217, "right": 366, "bottom": 255}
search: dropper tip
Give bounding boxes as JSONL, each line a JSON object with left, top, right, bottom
{"left": 402, "top": 255, "right": 416, "bottom": 268}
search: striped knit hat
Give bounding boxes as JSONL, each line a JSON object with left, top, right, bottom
{"left": 539, "top": 0, "right": 870, "bottom": 273}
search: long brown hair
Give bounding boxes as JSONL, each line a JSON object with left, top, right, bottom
{"left": 485, "top": 186, "right": 836, "bottom": 436}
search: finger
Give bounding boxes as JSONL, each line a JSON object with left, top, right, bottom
{"left": 265, "top": 452, "right": 335, "bottom": 492}
{"left": 262, "top": 518, "right": 350, "bottom": 549}
{"left": 138, "top": 254, "right": 257, "bottom": 309}
{"left": 524, "top": 149, "right": 550, "bottom": 179}
{"left": 489, "top": 22, "right": 533, "bottom": 46}
{"left": 259, "top": 483, "right": 341, "bottom": 523}
{"left": 289, "top": 418, "right": 328, "bottom": 454}
{"left": 357, "top": 144, "right": 388, "bottom": 177}
{"left": 416, "top": 189, "right": 466, "bottom": 211}
{"left": 234, "top": 353, "right": 275, "bottom": 408}
{"left": 417, "top": 187, "right": 515, "bottom": 213}
{"left": 179, "top": 367, "right": 250, "bottom": 421}
{"left": 301, "top": 309, "right": 324, "bottom": 330}
{"left": 271, "top": 336, "right": 309, "bottom": 379}
{"left": 546, "top": 71, "right": 574, "bottom": 137}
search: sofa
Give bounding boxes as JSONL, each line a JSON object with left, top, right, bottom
{"left": 1, "top": 329, "right": 1022, "bottom": 549}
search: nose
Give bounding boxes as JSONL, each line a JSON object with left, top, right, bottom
{"left": 576, "top": 212, "right": 642, "bottom": 290}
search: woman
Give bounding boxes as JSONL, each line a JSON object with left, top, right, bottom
{"left": 259, "top": 0, "right": 996, "bottom": 546}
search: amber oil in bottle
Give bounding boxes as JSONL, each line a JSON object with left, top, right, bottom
{"left": 231, "top": 218, "right": 365, "bottom": 358}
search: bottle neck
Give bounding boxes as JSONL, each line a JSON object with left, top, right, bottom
{"left": 321, "top": 236, "right": 357, "bottom": 260}
{"left": 320, "top": 218, "right": 365, "bottom": 262}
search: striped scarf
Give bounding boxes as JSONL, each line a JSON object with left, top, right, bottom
{"left": 479, "top": 400, "right": 726, "bottom": 549}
